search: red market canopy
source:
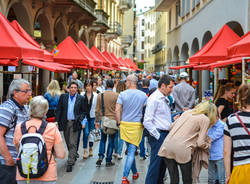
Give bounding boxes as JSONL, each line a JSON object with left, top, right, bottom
{"left": 119, "top": 57, "right": 130, "bottom": 69}
{"left": 110, "top": 53, "right": 126, "bottom": 68}
{"left": 0, "top": 59, "right": 18, "bottom": 66}
{"left": 77, "top": 41, "right": 102, "bottom": 67}
{"left": 189, "top": 24, "right": 241, "bottom": 65}
{"left": 102, "top": 51, "right": 120, "bottom": 70}
{"left": 90, "top": 46, "right": 112, "bottom": 68}
{"left": 0, "top": 12, "right": 44, "bottom": 63}
{"left": 22, "top": 59, "right": 70, "bottom": 73}
{"left": 53, "top": 36, "right": 90, "bottom": 67}
{"left": 124, "top": 58, "right": 138, "bottom": 71}
{"left": 227, "top": 31, "right": 250, "bottom": 58}
{"left": 169, "top": 64, "right": 196, "bottom": 70}
{"left": 210, "top": 57, "right": 249, "bottom": 69}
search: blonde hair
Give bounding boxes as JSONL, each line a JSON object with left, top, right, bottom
{"left": 29, "top": 96, "right": 49, "bottom": 119}
{"left": 192, "top": 101, "right": 217, "bottom": 127}
{"left": 47, "top": 80, "right": 61, "bottom": 98}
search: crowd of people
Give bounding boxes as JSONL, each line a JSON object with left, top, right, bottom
{"left": 0, "top": 70, "right": 249, "bottom": 184}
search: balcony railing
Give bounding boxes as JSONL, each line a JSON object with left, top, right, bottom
{"left": 94, "top": 9, "right": 109, "bottom": 27}
{"left": 119, "top": 0, "right": 132, "bottom": 11}
{"left": 73, "top": 0, "right": 96, "bottom": 16}
{"left": 107, "top": 22, "right": 122, "bottom": 36}
{"left": 121, "top": 35, "right": 133, "bottom": 47}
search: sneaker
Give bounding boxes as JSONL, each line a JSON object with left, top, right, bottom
{"left": 106, "top": 161, "right": 115, "bottom": 167}
{"left": 132, "top": 172, "right": 139, "bottom": 180}
{"left": 89, "top": 148, "right": 93, "bottom": 157}
{"left": 96, "top": 158, "right": 103, "bottom": 166}
{"left": 83, "top": 149, "right": 88, "bottom": 159}
{"left": 117, "top": 154, "right": 123, "bottom": 160}
{"left": 113, "top": 153, "right": 118, "bottom": 157}
{"left": 139, "top": 156, "right": 146, "bottom": 161}
{"left": 121, "top": 177, "right": 130, "bottom": 184}
{"left": 66, "top": 165, "right": 73, "bottom": 172}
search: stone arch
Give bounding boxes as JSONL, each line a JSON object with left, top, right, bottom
{"left": 173, "top": 46, "right": 179, "bottom": 66}
{"left": 226, "top": 21, "right": 244, "bottom": 37}
{"left": 202, "top": 31, "right": 212, "bottom": 47}
{"left": 6, "top": 1, "right": 32, "bottom": 34}
{"left": 180, "top": 42, "right": 189, "bottom": 64}
{"left": 79, "top": 26, "right": 89, "bottom": 46}
{"left": 167, "top": 48, "right": 172, "bottom": 63}
{"left": 191, "top": 38, "right": 199, "bottom": 56}
{"left": 34, "top": 9, "right": 53, "bottom": 46}
{"left": 68, "top": 24, "right": 78, "bottom": 43}
{"left": 54, "top": 17, "right": 67, "bottom": 44}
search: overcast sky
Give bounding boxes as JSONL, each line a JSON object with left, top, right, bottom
{"left": 135, "top": 0, "right": 155, "bottom": 12}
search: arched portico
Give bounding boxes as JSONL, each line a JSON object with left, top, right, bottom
{"left": 54, "top": 18, "right": 67, "bottom": 44}
{"left": 191, "top": 38, "right": 199, "bottom": 82}
{"left": 226, "top": 21, "right": 244, "bottom": 37}
{"left": 173, "top": 46, "right": 179, "bottom": 67}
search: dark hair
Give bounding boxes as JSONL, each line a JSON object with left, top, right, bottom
{"left": 106, "top": 79, "right": 114, "bottom": 89}
{"left": 142, "top": 78, "right": 150, "bottom": 87}
{"left": 116, "top": 80, "right": 126, "bottom": 93}
{"left": 69, "top": 80, "right": 78, "bottom": 88}
{"left": 84, "top": 80, "right": 93, "bottom": 89}
{"left": 214, "top": 83, "right": 235, "bottom": 103}
{"left": 158, "top": 75, "right": 174, "bottom": 88}
{"left": 238, "top": 84, "right": 250, "bottom": 109}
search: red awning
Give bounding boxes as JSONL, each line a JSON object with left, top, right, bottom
{"left": 0, "top": 59, "right": 19, "bottom": 66}
{"left": 124, "top": 58, "right": 137, "bottom": 71}
{"left": 119, "top": 57, "right": 130, "bottom": 69}
{"left": 102, "top": 51, "right": 120, "bottom": 70}
{"left": 90, "top": 46, "right": 112, "bottom": 68}
{"left": 189, "top": 24, "right": 241, "bottom": 64}
{"left": 22, "top": 59, "right": 70, "bottom": 73}
{"left": 193, "top": 64, "right": 212, "bottom": 70}
{"left": 54, "top": 36, "right": 90, "bottom": 67}
{"left": 227, "top": 31, "right": 250, "bottom": 58}
{"left": 210, "top": 57, "right": 249, "bottom": 69}
{"left": 169, "top": 64, "right": 196, "bottom": 70}
{"left": 0, "top": 12, "right": 44, "bottom": 63}
{"left": 77, "top": 41, "right": 102, "bottom": 67}
{"left": 110, "top": 53, "right": 126, "bottom": 68}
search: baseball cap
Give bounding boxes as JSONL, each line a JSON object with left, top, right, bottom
{"left": 179, "top": 72, "right": 189, "bottom": 78}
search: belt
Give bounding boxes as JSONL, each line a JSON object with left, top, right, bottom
{"left": 157, "top": 129, "right": 169, "bottom": 133}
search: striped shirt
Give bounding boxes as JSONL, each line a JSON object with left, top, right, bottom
{"left": 224, "top": 111, "right": 250, "bottom": 166}
{"left": 0, "top": 98, "right": 29, "bottom": 164}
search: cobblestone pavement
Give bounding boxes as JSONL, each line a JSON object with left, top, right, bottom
{"left": 57, "top": 134, "right": 208, "bottom": 184}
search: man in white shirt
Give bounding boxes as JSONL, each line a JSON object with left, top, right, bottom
{"left": 143, "top": 75, "right": 175, "bottom": 184}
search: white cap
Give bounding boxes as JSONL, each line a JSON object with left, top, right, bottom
{"left": 179, "top": 72, "right": 189, "bottom": 78}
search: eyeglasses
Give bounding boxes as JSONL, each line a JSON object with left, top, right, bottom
{"left": 16, "top": 89, "right": 32, "bottom": 94}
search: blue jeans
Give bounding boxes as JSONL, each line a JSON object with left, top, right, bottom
{"left": 139, "top": 130, "right": 146, "bottom": 157}
{"left": 98, "top": 130, "right": 117, "bottom": 162}
{"left": 116, "top": 130, "right": 124, "bottom": 155}
{"left": 123, "top": 142, "right": 137, "bottom": 177}
{"left": 145, "top": 131, "right": 168, "bottom": 184}
{"left": 208, "top": 159, "right": 225, "bottom": 184}
{"left": 77, "top": 118, "right": 95, "bottom": 150}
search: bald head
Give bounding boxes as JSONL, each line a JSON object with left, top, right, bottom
{"left": 126, "top": 74, "right": 138, "bottom": 89}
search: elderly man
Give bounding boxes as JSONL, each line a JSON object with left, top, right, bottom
{"left": 0, "top": 79, "right": 31, "bottom": 184}
{"left": 116, "top": 74, "right": 147, "bottom": 184}
{"left": 56, "top": 80, "right": 86, "bottom": 172}
{"left": 144, "top": 75, "right": 175, "bottom": 184}
{"left": 172, "top": 72, "right": 195, "bottom": 112}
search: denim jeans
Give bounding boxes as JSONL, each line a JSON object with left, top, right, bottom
{"left": 123, "top": 142, "right": 137, "bottom": 177}
{"left": 164, "top": 158, "right": 192, "bottom": 184}
{"left": 0, "top": 164, "right": 16, "bottom": 184}
{"left": 139, "top": 130, "right": 146, "bottom": 157}
{"left": 116, "top": 130, "right": 124, "bottom": 155}
{"left": 145, "top": 131, "right": 168, "bottom": 184}
{"left": 208, "top": 159, "right": 225, "bottom": 184}
{"left": 98, "top": 130, "right": 117, "bottom": 162}
{"left": 77, "top": 118, "right": 95, "bottom": 150}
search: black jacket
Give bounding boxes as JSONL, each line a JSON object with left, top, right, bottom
{"left": 56, "top": 93, "right": 86, "bottom": 132}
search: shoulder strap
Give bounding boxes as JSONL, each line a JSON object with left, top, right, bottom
{"left": 37, "top": 120, "right": 48, "bottom": 135}
{"left": 21, "top": 121, "right": 28, "bottom": 135}
{"left": 235, "top": 113, "right": 250, "bottom": 135}
{"left": 101, "top": 93, "right": 105, "bottom": 116}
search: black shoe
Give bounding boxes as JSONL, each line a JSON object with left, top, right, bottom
{"left": 76, "top": 153, "right": 79, "bottom": 158}
{"left": 106, "top": 161, "right": 115, "bottom": 167}
{"left": 66, "top": 165, "right": 73, "bottom": 172}
{"left": 96, "top": 158, "right": 103, "bottom": 166}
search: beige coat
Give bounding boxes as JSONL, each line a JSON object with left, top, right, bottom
{"left": 158, "top": 111, "right": 210, "bottom": 164}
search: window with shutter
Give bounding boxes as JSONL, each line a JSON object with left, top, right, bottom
{"left": 185, "top": 0, "right": 190, "bottom": 15}
{"left": 192, "top": 0, "right": 195, "bottom": 9}
{"left": 181, "top": 0, "right": 185, "bottom": 17}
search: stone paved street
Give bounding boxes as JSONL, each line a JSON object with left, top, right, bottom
{"left": 56, "top": 134, "right": 208, "bottom": 184}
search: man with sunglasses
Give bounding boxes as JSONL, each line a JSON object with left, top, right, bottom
{"left": 0, "top": 79, "right": 31, "bottom": 184}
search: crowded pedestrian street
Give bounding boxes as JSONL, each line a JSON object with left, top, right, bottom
{"left": 1, "top": 0, "right": 250, "bottom": 184}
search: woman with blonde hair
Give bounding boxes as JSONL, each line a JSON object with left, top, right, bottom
{"left": 224, "top": 84, "right": 250, "bottom": 184}
{"left": 158, "top": 101, "right": 217, "bottom": 184}
{"left": 44, "top": 80, "right": 61, "bottom": 121}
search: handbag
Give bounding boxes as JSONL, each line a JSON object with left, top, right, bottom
{"left": 235, "top": 113, "right": 250, "bottom": 135}
{"left": 101, "top": 93, "right": 118, "bottom": 135}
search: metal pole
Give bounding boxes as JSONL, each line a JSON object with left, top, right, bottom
{"left": 242, "top": 58, "right": 245, "bottom": 84}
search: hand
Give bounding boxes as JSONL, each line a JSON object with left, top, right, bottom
{"left": 226, "top": 175, "right": 231, "bottom": 184}
{"left": 183, "top": 107, "right": 189, "bottom": 111}
{"left": 5, "top": 157, "right": 15, "bottom": 166}
{"left": 117, "top": 122, "right": 120, "bottom": 128}
{"left": 95, "top": 122, "right": 100, "bottom": 130}
{"left": 173, "top": 114, "right": 180, "bottom": 121}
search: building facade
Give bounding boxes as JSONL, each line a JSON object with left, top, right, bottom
{"left": 156, "top": 0, "right": 248, "bottom": 94}
{"left": 135, "top": 14, "right": 145, "bottom": 65}
{"left": 143, "top": 8, "right": 156, "bottom": 72}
